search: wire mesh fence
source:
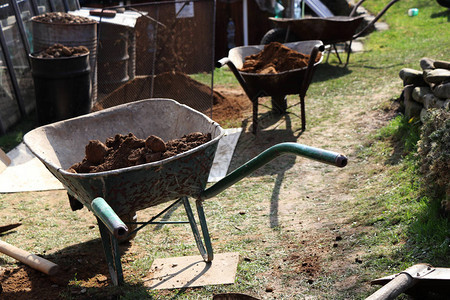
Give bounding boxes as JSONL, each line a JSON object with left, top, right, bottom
{"left": 0, "top": 0, "right": 81, "bottom": 134}
{"left": 0, "top": 0, "right": 215, "bottom": 134}
{"left": 92, "top": 0, "right": 216, "bottom": 119}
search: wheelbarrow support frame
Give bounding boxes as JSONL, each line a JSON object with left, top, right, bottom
{"left": 89, "top": 142, "right": 346, "bottom": 286}
{"left": 91, "top": 197, "right": 128, "bottom": 285}
{"left": 91, "top": 196, "right": 214, "bottom": 285}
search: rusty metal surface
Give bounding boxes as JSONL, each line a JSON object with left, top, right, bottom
{"left": 24, "top": 99, "right": 224, "bottom": 216}
{"left": 227, "top": 40, "right": 323, "bottom": 97}
{"left": 269, "top": 16, "right": 364, "bottom": 45}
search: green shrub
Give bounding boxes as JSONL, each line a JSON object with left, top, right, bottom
{"left": 417, "top": 109, "right": 450, "bottom": 198}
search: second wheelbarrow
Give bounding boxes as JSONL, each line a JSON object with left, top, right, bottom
{"left": 23, "top": 98, "right": 347, "bottom": 285}
{"left": 261, "top": 0, "right": 401, "bottom": 66}
{"left": 216, "top": 40, "right": 324, "bottom": 134}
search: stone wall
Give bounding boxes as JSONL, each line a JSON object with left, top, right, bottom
{"left": 399, "top": 58, "right": 450, "bottom": 122}
{"left": 400, "top": 58, "right": 450, "bottom": 217}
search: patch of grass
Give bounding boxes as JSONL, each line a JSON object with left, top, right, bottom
{"left": 187, "top": 72, "right": 213, "bottom": 87}
{"left": 191, "top": 66, "right": 242, "bottom": 89}
{"left": 351, "top": 115, "right": 450, "bottom": 275}
{"left": 212, "top": 66, "right": 243, "bottom": 86}
{"left": 0, "top": 115, "right": 37, "bottom": 152}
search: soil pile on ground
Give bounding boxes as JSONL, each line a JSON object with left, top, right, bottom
{"left": 32, "top": 43, "right": 89, "bottom": 58}
{"left": 94, "top": 72, "right": 225, "bottom": 111}
{"left": 68, "top": 132, "right": 211, "bottom": 173}
{"left": 240, "top": 42, "right": 321, "bottom": 74}
{"left": 33, "top": 12, "right": 96, "bottom": 24}
{"left": 93, "top": 71, "right": 250, "bottom": 125}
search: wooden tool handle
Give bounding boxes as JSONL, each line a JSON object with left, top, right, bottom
{"left": 366, "top": 273, "right": 416, "bottom": 300}
{"left": 0, "top": 240, "right": 59, "bottom": 276}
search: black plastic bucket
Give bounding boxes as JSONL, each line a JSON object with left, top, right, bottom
{"left": 29, "top": 52, "right": 92, "bottom": 126}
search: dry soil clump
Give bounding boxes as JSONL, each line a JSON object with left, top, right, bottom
{"left": 33, "top": 43, "right": 89, "bottom": 58}
{"left": 33, "top": 12, "right": 96, "bottom": 24}
{"left": 68, "top": 132, "right": 211, "bottom": 173}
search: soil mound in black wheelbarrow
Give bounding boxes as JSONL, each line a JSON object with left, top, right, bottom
{"left": 240, "top": 42, "right": 321, "bottom": 74}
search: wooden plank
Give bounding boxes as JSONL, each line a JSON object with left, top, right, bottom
{"left": 144, "top": 252, "right": 239, "bottom": 289}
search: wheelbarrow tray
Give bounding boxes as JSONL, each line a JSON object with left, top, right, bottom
{"left": 23, "top": 99, "right": 225, "bottom": 216}
{"left": 269, "top": 16, "right": 364, "bottom": 45}
{"left": 228, "top": 40, "right": 323, "bottom": 97}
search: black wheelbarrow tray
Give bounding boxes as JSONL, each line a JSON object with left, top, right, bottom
{"left": 264, "top": 0, "right": 400, "bottom": 66}
{"left": 23, "top": 98, "right": 347, "bottom": 285}
{"left": 217, "top": 40, "right": 324, "bottom": 133}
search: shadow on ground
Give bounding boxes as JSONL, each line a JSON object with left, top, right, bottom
{"left": 311, "top": 63, "right": 352, "bottom": 83}
{"left": 0, "top": 236, "right": 152, "bottom": 299}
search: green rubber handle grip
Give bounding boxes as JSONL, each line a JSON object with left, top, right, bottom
{"left": 201, "top": 142, "right": 347, "bottom": 200}
{"left": 91, "top": 197, "right": 128, "bottom": 239}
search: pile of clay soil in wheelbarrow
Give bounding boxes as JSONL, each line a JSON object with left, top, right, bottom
{"left": 239, "top": 42, "right": 322, "bottom": 74}
{"left": 68, "top": 132, "right": 211, "bottom": 174}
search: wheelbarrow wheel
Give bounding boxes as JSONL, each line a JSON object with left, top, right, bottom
{"left": 260, "top": 28, "right": 297, "bottom": 45}
{"left": 117, "top": 211, "right": 137, "bottom": 243}
{"left": 437, "top": 0, "right": 450, "bottom": 8}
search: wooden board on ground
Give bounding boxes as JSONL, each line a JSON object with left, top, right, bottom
{"left": 144, "top": 252, "right": 239, "bottom": 290}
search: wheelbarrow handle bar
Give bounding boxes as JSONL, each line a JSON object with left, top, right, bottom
{"left": 353, "top": 0, "right": 400, "bottom": 40}
{"left": 200, "top": 142, "right": 347, "bottom": 200}
{"left": 216, "top": 57, "right": 256, "bottom": 100}
{"left": 216, "top": 57, "right": 230, "bottom": 69}
{"left": 349, "top": 0, "right": 367, "bottom": 17}
{"left": 91, "top": 197, "right": 128, "bottom": 239}
{"left": 300, "top": 44, "right": 324, "bottom": 99}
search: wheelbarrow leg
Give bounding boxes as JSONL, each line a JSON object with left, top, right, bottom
{"left": 97, "top": 217, "right": 124, "bottom": 286}
{"left": 182, "top": 197, "right": 213, "bottom": 262}
{"left": 298, "top": 44, "right": 324, "bottom": 132}
{"left": 300, "top": 95, "right": 306, "bottom": 131}
{"left": 332, "top": 44, "right": 343, "bottom": 64}
{"left": 345, "top": 40, "right": 353, "bottom": 67}
{"left": 284, "top": 25, "right": 292, "bottom": 43}
{"left": 325, "top": 47, "right": 331, "bottom": 63}
{"left": 252, "top": 98, "right": 259, "bottom": 134}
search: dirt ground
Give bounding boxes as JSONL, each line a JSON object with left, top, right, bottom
{"left": 0, "top": 86, "right": 254, "bottom": 300}
{"left": 0, "top": 79, "right": 398, "bottom": 299}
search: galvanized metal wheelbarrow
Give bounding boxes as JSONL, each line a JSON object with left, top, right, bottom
{"left": 23, "top": 99, "right": 347, "bottom": 285}
{"left": 216, "top": 40, "right": 324, "bottom": 134}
